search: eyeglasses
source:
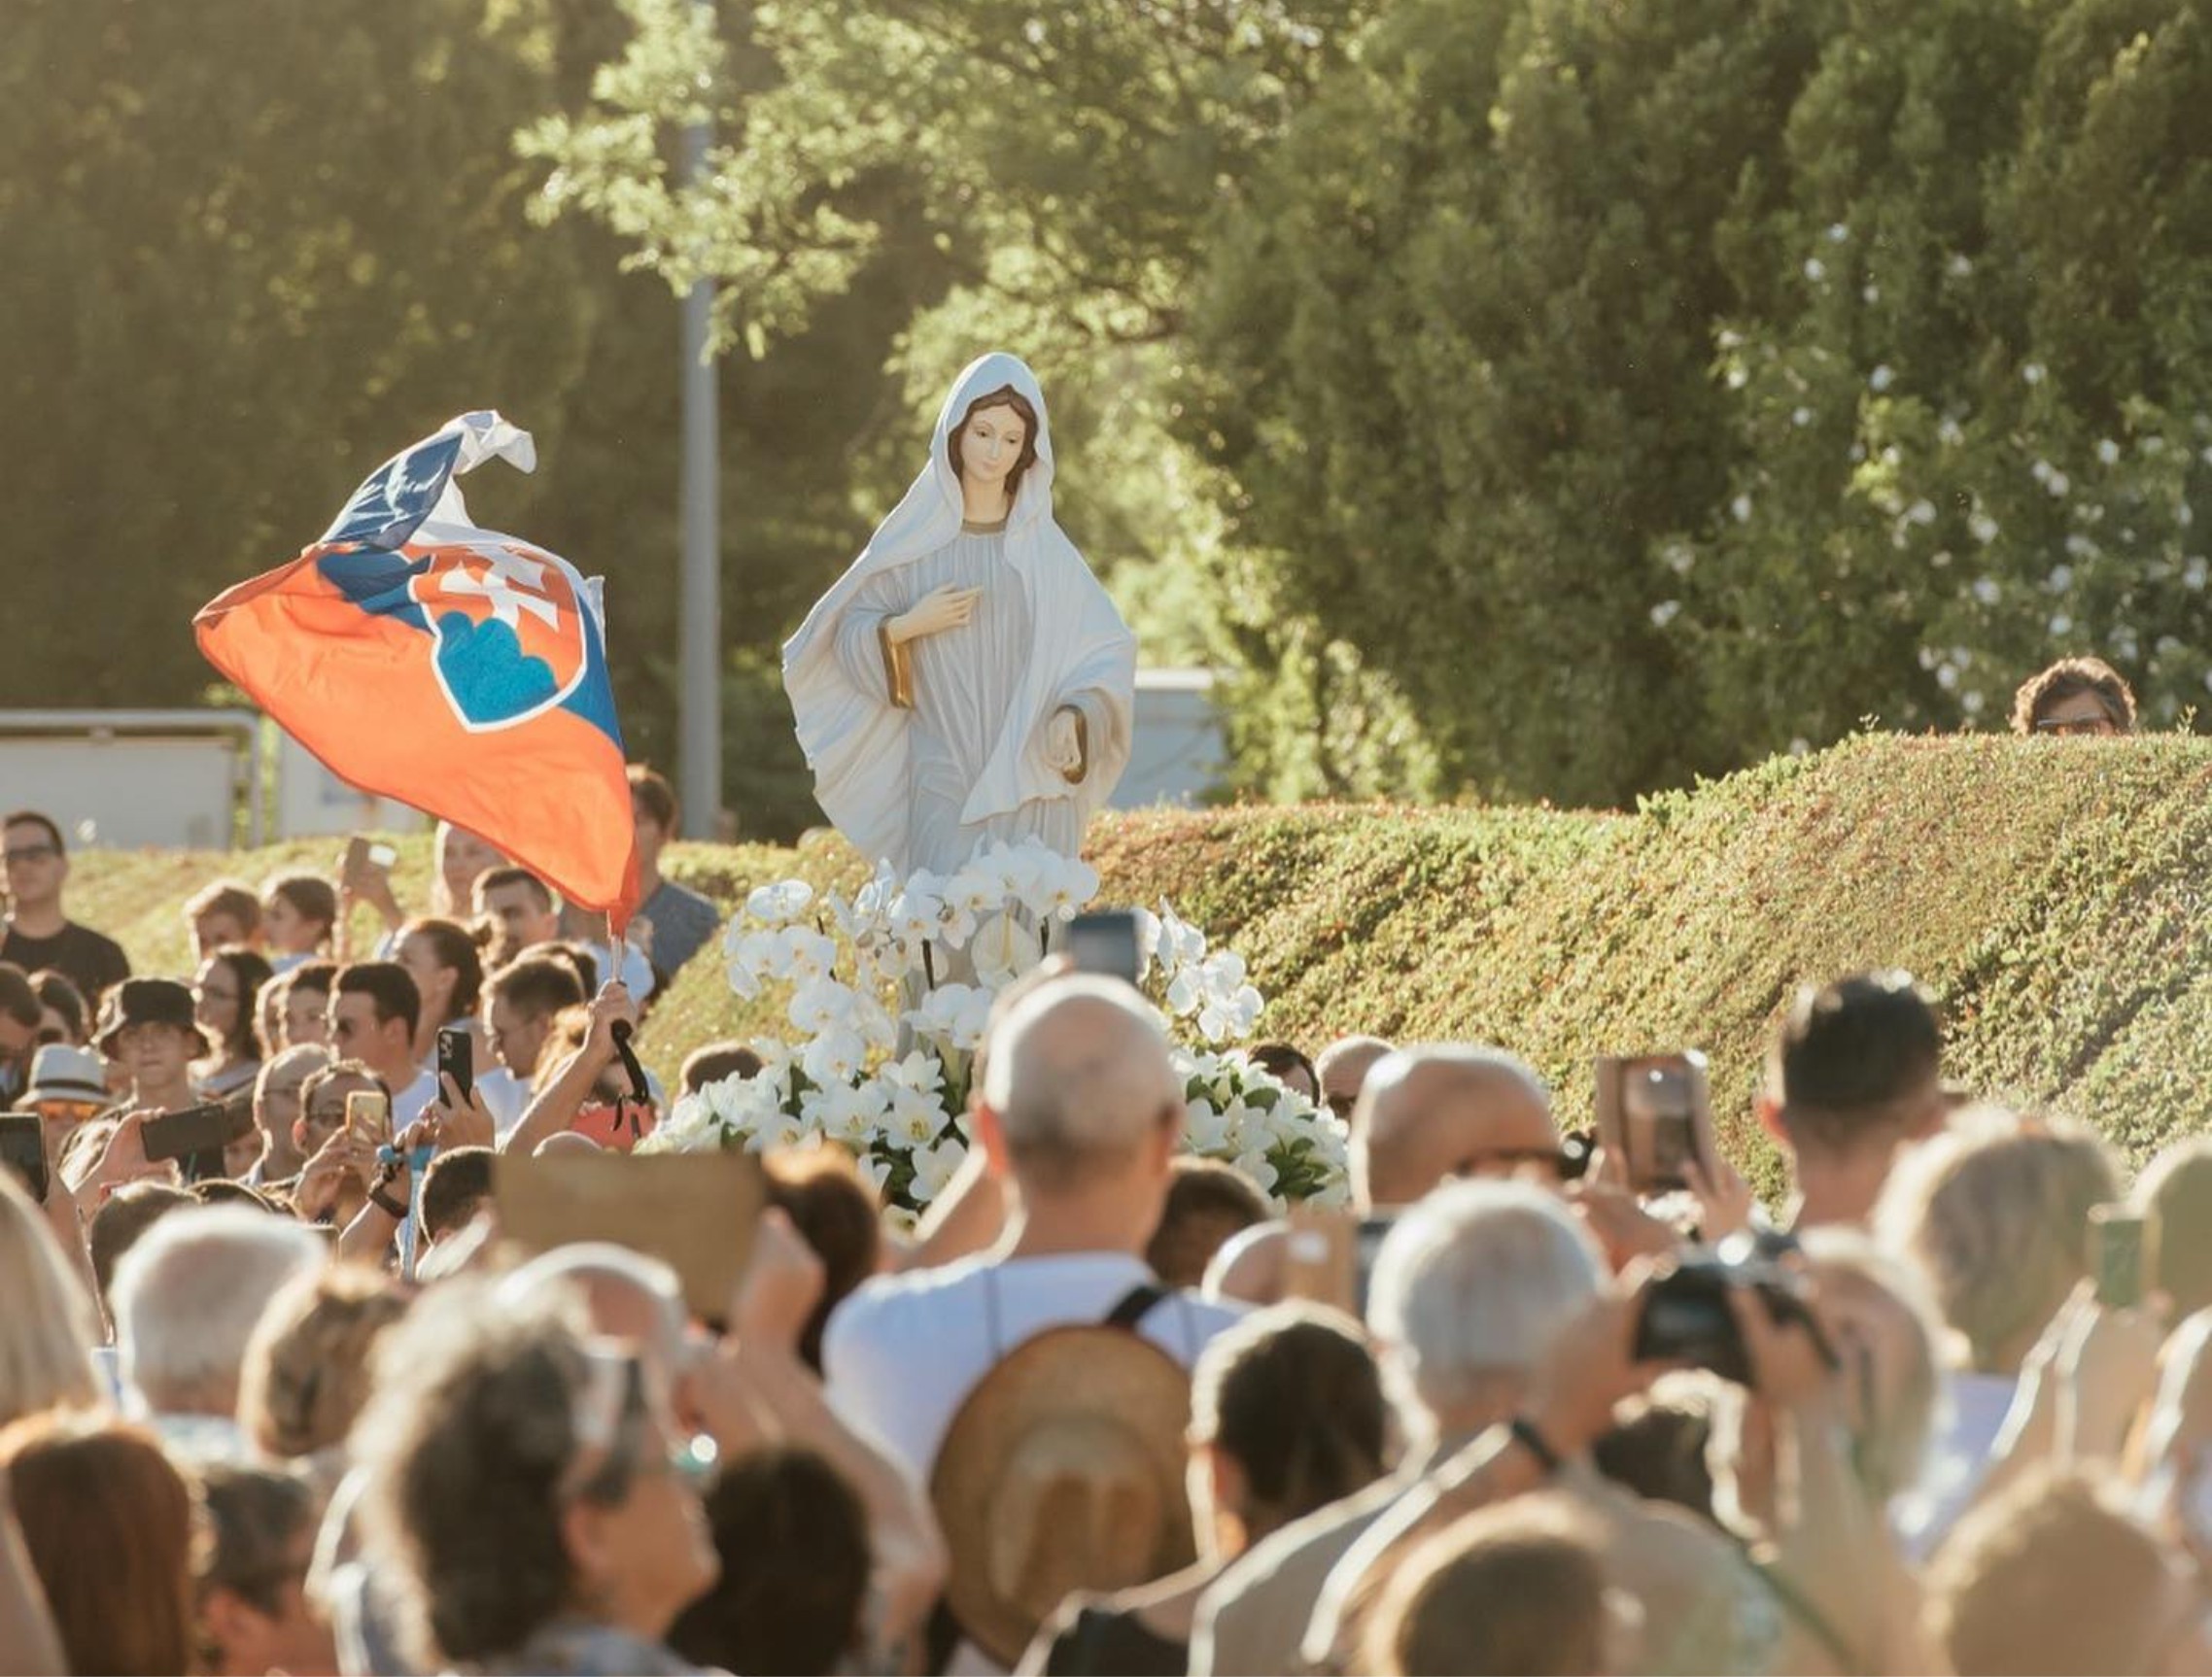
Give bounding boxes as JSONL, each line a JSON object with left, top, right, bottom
{"left": 2, "top": 844, "right": 58, "bottom": 866}
{"left": 2033, "top": 716, "right": 2117, "bottom": 736}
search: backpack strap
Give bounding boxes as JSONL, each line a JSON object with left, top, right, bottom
{"left": 1102, "top": 1282, "right": 1169, "bottom": 1331}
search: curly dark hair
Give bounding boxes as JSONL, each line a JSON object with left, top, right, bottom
{"left": 2010, "top": 656, "right": 2136, "bottom": 736}
{"left": 668, "top": 1447, "right": 869, "bottom": 1677}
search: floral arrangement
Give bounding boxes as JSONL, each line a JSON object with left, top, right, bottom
{"left": 641, "top": 838, "right": 1348, "bottom": 1216}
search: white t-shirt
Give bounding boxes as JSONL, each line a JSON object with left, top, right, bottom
{"left": 392, "top": 1067, "right": 439, "bottom": 1128}
{"left": 474, "top": 1066, "right": 532, "bottom": 1137}
{"left": 1892, "top": 1369, "right": 2018, "bottom": 1560}
{"left": 823, "top": 1250, "right": 1246, "bottom": 1485}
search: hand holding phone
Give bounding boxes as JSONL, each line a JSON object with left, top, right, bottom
{"left": 436, "top": 1026, "right": 474, "bottom": 1105}
{"left": 140, "top": 1102, "right": 233, "bottom": 1184}
{"left": 346, "top": 1090, "right": 393, "bottom": 1149}
{"left": 1595, "top": 1051, "right": 1713, "bottom": 1196}
{"left": 1066, "top": 910, "right": 1142, "bottom": 987}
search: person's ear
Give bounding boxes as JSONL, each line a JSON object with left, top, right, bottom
{"left": 1755, "top": 1091, "right": 1789, "bottom": 1149}
{"left": 558, "top": 1497, "right": 614, "bottom": 1597}
{"left": 972, "top": 1101, "right": 1015, "bottom": 1179}
{"left": 1203, "top": 1440, "right": 1247, "bottom": 1524}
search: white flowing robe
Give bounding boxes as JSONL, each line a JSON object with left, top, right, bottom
{"left": 782, "top": 353, "right": 1137, "bottom": 876}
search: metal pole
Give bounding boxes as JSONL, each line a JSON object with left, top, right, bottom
{"left": 676, "top": 12, "right": 722, "bottom": 842}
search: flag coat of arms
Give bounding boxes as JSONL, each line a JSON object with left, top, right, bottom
{"left": 195, "top": 412, "right": 639, "bottom": 923}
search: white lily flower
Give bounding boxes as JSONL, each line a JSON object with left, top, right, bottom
{"left": 910, "top": 1137, "right": 970, "bottom": 1206}
{"left": 1184, "top": 1099, "right": 1234, "bottom": 1153}
{"left": 881, "top": 1051, "right": 946, "bottom": 1097}
{"left": 746, "top": 1111, "right": 806, "bottom": 1154}
{"left": 1232, "top": 1147, "right": 1281, "bottom": 1197}
{"left": 971, "top": 912, "right": 1043, "bottom": 987}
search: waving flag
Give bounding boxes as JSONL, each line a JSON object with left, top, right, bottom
{"left": 195, "top": 412, "right": 639, "bottom": 925}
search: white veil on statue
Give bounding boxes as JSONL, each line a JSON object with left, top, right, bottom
{"left": 781, "top": 352, "right": 1137, "bottom": 872}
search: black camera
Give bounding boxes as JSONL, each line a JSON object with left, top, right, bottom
{"left": 1633, "top": 1240, "right": 1827, "bottom": 1386}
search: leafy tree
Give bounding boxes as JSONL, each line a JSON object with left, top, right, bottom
{"left": 0, "top": 1, "right": 598, "bottom": 708}
{"left": 1192, "top": 0, "right": 2212, "bottom": 802}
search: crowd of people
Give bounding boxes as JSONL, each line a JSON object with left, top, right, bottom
{"left": 0, "top": 659, "right": 2203, "bottom": 1677}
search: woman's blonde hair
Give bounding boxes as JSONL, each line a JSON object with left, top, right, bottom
{"left": 0, "top": 1170, "right": 100, "bottom": 1426}
{"left": 1876, "top": 1106, "right": 2116, "bottom": 1372}
{"left": 238, "top": 1262, "right": 409, "bottom": 1459}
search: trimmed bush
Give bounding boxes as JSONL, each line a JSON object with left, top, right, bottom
{"left": 72, "top": 734, "right": 2212, "bottom": 1196}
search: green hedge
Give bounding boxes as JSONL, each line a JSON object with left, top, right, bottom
{"left": 69, "top": 734, "right": 2212, "bottom": 1197}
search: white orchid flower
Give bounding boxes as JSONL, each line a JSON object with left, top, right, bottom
{"left": 1197, "top": 983, "right": 1264, "bottom": 1044}
{"left": 744, "top": 879, "right": 814, "bottom": 926}
{"left": 943, "top": 867, "right": 1004, "bottom": 920}
{"left": 888, "top": 880, "right": 946, "bottom": 947}
{"left": 801, "top": 1028, "right": 870, "bottom": 1086}
{"left": 905, "top": 983, "right": 993, "bottom": 1053}
{"left": 1036, "top": 854, "right": 1101, "bottom": 922}
{"left": 781, "top": 926, "right": 839, "bottom": 983}
{"left": 788, "top": 976, "right": 859, "bottom": 1038}
{"left": 1165, "top": 967, "right": 1204, "bottom": 1019}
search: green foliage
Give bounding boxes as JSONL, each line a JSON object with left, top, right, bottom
{"left": 1186, "top": 0, "right": 2212, "bottom": 804}
{"left": 520, "top": 0, "right": 1377, "bottom": 717}
{"left": 0, "top": 0, "right": 951, "bottom": 838}
{"left": 78, "top": 736, "right": 2212, "bottom": 1199}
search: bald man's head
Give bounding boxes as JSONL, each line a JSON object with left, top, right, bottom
{"left": 1353, "top": 1048, "right": 1558, "bottom": 1212}
{"left": 983, "top": 975, "right": 1181, "bottom": 1192}
{"left": 1318, "top": 1035, "right": 1396, "bottom": 1116}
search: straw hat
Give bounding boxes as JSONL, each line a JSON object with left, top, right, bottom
{"left": 930, "top": 1323, "right": 1196, "bottom": 1665}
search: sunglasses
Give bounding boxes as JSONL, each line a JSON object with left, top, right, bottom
{"left": 2, "top": 844, "right": 58, "bottom": 866}
{"left": 33, "top": 1098, "right": 104, "bottom": 1126}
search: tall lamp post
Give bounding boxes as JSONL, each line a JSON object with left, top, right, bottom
{"left": 676, "top": 0, "right": 722, "bottom": 840}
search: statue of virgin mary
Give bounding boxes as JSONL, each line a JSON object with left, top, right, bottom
{"left": 781, "top": 352, "right": 1138, "bottom": 876}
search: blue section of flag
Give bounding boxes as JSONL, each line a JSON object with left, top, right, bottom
{"left": 315, "top": 547, "right": 432, "bottom": 634}
{"left": 433, "top": 610, "right": 563, "bottom": 727}
{"left": 322, "top": 429, "right": 464, "bottom": 550}
{"left": 560, "top": 591, "right": 625, "bottom": 749}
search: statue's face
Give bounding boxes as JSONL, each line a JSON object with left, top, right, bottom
{"left": 958, "top": 401, "right": 1028, "bottom": 490}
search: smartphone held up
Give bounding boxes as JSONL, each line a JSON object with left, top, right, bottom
{"left": 1594, "top": 1050, "right": 1714, "bottom": 1196}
